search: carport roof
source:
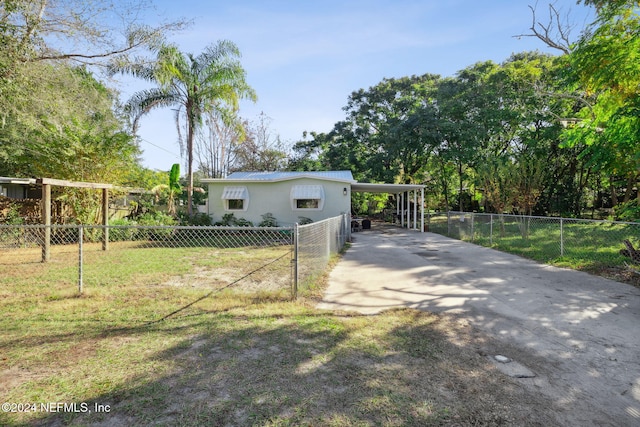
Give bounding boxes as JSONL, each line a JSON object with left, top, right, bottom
{"left": 351, "top": 182, "right": 425, "bottom": 193}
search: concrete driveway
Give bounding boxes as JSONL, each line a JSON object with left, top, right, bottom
{"left": 318, "top": 225, "right": 640, "bottom": 426}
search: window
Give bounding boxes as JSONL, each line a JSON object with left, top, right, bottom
{"left": 291, "top": 185, "right": 324, "bottom": 210}
{"left": 227, "top": 199, "right": 244, "bottom": 210}
{"left": 296, "top": 199, "right": 319, "bottom": 209}
{"left": 221, "top": 186, "right": 249, "bottom": 211}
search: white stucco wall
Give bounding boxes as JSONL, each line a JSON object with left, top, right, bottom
{"left": 207, "top": 177, "right": 351, "bottom": 226}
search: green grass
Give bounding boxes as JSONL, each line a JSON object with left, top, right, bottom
{"left": 429, "top": 215, "right": 639, "bottom": 273}
{"left": 0, "top": 244, "right": 556, "bottom": 426}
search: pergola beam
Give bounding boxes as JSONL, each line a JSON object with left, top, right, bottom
{"left": 36, "top": 178, "right": 112, "bottom": 189}
{"left": 36, "top": 178, "right": 113, "bottom": 262}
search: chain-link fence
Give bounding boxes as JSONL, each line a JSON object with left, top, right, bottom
{"left": 0, "top": 224, "right": 295, "bottom": 297}
{"left": 1, "top": 214, "right": 351, "bottom": 300}
{"left": 294, "top": 214, "right": 350, "bottom": 296}
{"left": 427, "top": 212, "right": 640, "bottom": 268}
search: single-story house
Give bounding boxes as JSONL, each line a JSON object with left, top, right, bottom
{"left": 0, "top": 177, "right": 39, "bottom": 199}
{"left": 202, "top": 171, "right": 427, "bottom": 230}
{"left": 202, "top": 171, "right": 356, "bottom": 226}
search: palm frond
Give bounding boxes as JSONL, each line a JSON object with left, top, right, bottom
{"left": 125, "top": 88, "right": 181, "bottom": 132}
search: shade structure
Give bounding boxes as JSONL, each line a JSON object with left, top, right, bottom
{"left": 221, "top": 186, "right": 248, "bottom": 200}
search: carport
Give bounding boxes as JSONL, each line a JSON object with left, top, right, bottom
{"left": 351, "top": 182, "right": 426, "bottom": 232}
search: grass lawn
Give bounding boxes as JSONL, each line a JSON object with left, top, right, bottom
{"left": 429, "top": 215, "right": 640, "bottom": 285}
{"left": 1, "top": 244, "right": 557, "bottom": 426}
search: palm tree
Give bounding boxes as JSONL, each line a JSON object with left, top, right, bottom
{"left": 111, "top": 40, "right": 256, "bottom": 216}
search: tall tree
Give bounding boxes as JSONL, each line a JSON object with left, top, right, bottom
{"left": 0, "top": 62, "right": 138, "bottom": 181}
{"left": 0, "top": 0, "right": 185, "bottom": 125}
{"left": 111, "top": 40, "right": 256, "bottom": 215}
{"left": 234, "top": 112, "right": 289, "bottom": 172}
{"left": 561, "top": 0, "right": 640, "bottom": 210}
{"left": 195, "top": 110, "right": 245, "bottom": 178}
{"left": 321, "top": 74, "right": 441, "bottom": 183}
{"left": 0, "top": 0, "right": 184, "bottom": 70}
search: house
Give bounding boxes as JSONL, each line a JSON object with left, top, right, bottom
{"left": 202, "top": 171, "right": 356, "bottom": 226}
{"left": 0, "top": 177, "right": 39, "bottom": 199}
{"left": 203, "top": 170, "right": 428, "bottom": 231}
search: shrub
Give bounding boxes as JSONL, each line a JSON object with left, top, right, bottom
{"left": 298, "top": 216, "right": 313, "bottom": 225}
{"left": 259, "top": 213, "right": 278, "bottom": 227}
{"left": 179, "top": 212, "right": 212, "bottom": 226}
{"left": 137, "top": 212, "right": 177, "bottom": 227}
{"left": 108, "top": 218, "right": 138, "bottom": 241}
{"left": 214, "top": 213, "right": 253, "bottom": 227}
{"left": 136, "top": 211, "right": 177, "bottom": 239}
{"left": 614, "top": 200, "right": 640, "bottom": 222}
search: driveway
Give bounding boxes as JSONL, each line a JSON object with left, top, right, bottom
{"left": 318, "top": 225, "right": 640, "bottom": 426}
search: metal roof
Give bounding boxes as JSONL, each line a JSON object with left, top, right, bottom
{"left": 221, "top": 186, "right": 249, "bottom": 199}
{"left": 351, "top": 182, "right": 425, "bottom": 193}
{"left": 203, "top": 171, "right": 356, "bottom": 183}
{"left": 202, "top": 171, "right": 425, "bottom": 194}
{"left": 0, "top": 177, "right": 36, "bottom": 185}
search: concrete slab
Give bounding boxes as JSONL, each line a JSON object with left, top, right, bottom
{"left": 318, "top": 224, "right": 640, "bottom": 425}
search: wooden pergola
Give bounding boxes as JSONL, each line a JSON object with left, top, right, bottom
{"left": 37, "top": 178, "right": 113, "bottom": 262}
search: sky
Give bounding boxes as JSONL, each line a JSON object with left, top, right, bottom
{"left": 115, "top": 0, "right": 596, "bottom": 171}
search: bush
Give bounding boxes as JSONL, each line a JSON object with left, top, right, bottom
{"left": 614, "top": 200, "right": 640, "bottom": 222}
{"left": 108, "top": 218, "right": 138, "bottom": 241}
{"left": 259, "top": 213, "right": 278, "bottom": 227}
{"left": 298, "top": 216, "right": 313, "bottom": 225}
{"left": 136, "top": 212, "right": 177, "bottom": 240}
{"left": 214, "top": 213, "right": 253, "bottom": 227}
{"left": 137, "top": 211, "right": 177, "bottom": 227}
{"left": 179, "top": 212, "right": 212, "bottom": 226}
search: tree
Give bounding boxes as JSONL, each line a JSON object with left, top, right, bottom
{"left": 0, "top": 0, "right": 185, "bottom": 127}
{"left": 0, "top": 62, "right": 138, "bottom": 181}
{"left": 196, "top": 110, "right": 245, "bottom": 178}
{"left": 111, "top": 40, "right": 256, "bottom": 216}
{"left": 234, "top": 112, "right": 289, "bottom": 172}
{"left": 320, "top": 75, "right": 441, "bottom": 184}
{"left": 0, "top": 0, "right": 184, "bottom": 70}
{"left": 560, "top": 1, "right": 640, "bottom": 212}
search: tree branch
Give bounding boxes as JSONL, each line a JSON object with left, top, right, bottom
{"left": 514, "top": 3, "right": 572, "bottom": 54}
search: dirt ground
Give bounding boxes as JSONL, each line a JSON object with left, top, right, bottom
{"left": 319, "top": 224, "right": 640, "bottom": 426}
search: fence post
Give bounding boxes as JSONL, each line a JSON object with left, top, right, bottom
{"left": 470, "top": 214, "right": 475, "bottom": 242}
{"left": 490, "top": 214, "right": 493, "bottom": 246}
{"left": 447, "top": 211, "right": 451, "bottom": 236}
{"left": 560, "top": 218, "right": 564, "bottom": 257}
{"left": 293, "top": 223, "right": 299, "bottom": 300}
{"left": 78, "top": 225, "right": 83, "bottom": 294}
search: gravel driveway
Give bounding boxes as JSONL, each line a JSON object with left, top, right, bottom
{"left": 318, "top": 225, "right": 640, "bottom": 426}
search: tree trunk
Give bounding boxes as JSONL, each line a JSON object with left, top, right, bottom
{"left": 623, "top": 175, "right": 634, "bottom": 204}
{"left": 187, "top": 118, "right": 194, "bottom": 217}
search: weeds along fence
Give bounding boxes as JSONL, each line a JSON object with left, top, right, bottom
{"left": 0, "top": 214, "right": 350, "bottom": 299}
{"left": 427, "top": 211, "right": 640, "bottom": 268}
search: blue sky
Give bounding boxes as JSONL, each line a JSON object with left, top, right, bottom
{"left": 117, "top": 0, "right": 595, "bottom": 171}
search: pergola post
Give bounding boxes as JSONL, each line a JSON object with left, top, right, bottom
{"left": 41, "top": 183, "right": 51, "bottom": 262}
{"left": 102, "top": 188, "right": 109, "bottom": 251}
{"left": 400, "top": 193, "right": 404, "bottom": 228}
{"left": 405, "top": 191, "right": 410, "bottom": 228}
{"left": 420, "top": 187, "right": 425, "bottom": 232}
{"left": 413, "top": 190, "right": 418, "bottom": 230}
